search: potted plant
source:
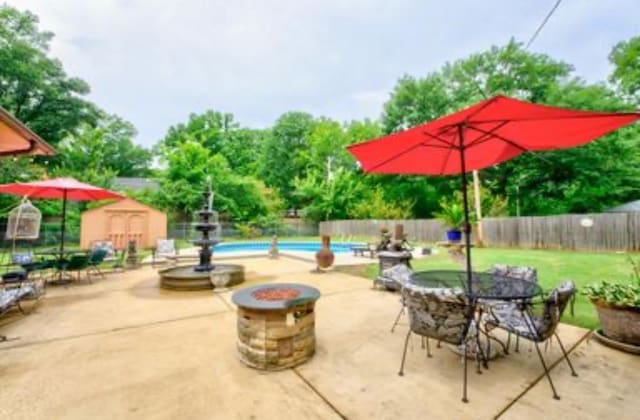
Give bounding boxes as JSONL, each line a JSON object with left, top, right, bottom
{"left": 583, "top": 256, "right": 640, "bottom": 346}
{"left": 434, "top": 198, "right": 465, "bottom": 242}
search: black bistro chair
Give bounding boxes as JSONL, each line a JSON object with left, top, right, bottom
{"left": 86, "top": 248, "right": 109, "bottom": 280}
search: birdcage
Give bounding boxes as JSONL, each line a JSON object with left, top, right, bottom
{"left": 5, "top": 198, "right": 42, "bottom": 240}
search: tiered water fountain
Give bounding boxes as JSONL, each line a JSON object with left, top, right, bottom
{"left": 158, "top": 185, "right": 244, "bottom": 291}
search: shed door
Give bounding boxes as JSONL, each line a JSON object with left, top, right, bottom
{"left": 107, "top": 214, "right": 126, "bottom": 249}
{"left": 127, "top": 213, "right": 147, "bottom": 248}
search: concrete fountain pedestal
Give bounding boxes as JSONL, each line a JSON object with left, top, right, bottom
{"left": 158, "top": 186, "right": 245, "bottom": 291}
{"left": 159, "top": 264, "right": 245, "bottom": 291}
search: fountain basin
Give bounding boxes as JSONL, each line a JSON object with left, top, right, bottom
{"left": 159, "top": 264, "right": 245, "bottom": 291}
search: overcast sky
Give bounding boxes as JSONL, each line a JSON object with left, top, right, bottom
{"left": 7, "top": 0, "right": 640, "bottom": 147}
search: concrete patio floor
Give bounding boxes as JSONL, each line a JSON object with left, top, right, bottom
{"left": 1, "top": 256, "right": 638, "bottom": 419}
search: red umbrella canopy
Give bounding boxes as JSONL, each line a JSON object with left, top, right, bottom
{"left": 348, "top": 95, "right": 640, "bottom": 175}
{"left": 0, "top": 177, "right": 124, "bottom": 201}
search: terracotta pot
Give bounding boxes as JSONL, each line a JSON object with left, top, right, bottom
{"left": 315, "top": 235, "right": 334, "bottom": 269}
{"left": 593, "top": 300, "right": 640, "bottom": 345}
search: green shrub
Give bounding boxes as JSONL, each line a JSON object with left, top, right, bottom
{"left": 583, "top": 256, "right": 640, "bottom": 308}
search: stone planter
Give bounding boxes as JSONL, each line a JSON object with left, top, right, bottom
{"left": 593, "top": 300, "right": 640, "bottom": 345}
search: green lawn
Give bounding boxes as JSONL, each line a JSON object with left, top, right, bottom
{"left": 345, "top": 246, "right": 636, "bottom": 330}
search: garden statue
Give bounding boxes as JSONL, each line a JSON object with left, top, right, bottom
{"left": 269, "top": 235, "right": 279, "bottom": 259}
{"left": 126, "top": 240, "right": 139, "bottom": 269}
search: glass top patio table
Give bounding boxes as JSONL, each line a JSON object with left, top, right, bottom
{"left": 409, "top": 270, "right": 542, "bottom": 301}
{"left": 35, "top": 249, "right": 87, "bottom": 256}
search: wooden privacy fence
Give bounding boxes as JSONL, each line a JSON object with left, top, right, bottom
{"left": 482, "top": 213, "right": 640, "bottom": 251}
{"left": 320, "top": 219, "right": 452, "bottom": 243}
{"left": 320, "top": 213, "right": 640, "bottom": 251}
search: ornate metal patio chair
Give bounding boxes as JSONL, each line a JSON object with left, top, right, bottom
{"left": 482, "top": 264, "right": 538, "bottom": 352}
{"left": 485, "top": 281, "right": 578, "bottom": 400}
{"left": 374, "top": 264, "right": 414, "bottom": 332}
{"left": 398, "top": 283, "right": 476, "bottom": 403}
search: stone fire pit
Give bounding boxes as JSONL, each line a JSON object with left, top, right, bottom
{"left": 231, "top": 283, "right": 321, "bottom": 371}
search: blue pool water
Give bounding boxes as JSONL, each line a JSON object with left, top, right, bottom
{"left": 212, "top": 241, "right": 361, "bottom": 254}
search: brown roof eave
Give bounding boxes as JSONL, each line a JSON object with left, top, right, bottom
{"left": 0, "top": 106, "right": 56, "bottom": 156}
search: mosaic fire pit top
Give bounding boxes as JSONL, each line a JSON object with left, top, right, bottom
{"left": 232, "top": 283, "right": 320, "bottom": 310}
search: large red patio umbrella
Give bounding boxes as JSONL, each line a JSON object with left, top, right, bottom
{"left": 0, "top": 177, "right": 124, "bottom": 257}
{"left": 347, "top": 95, "right": 640, "bottom": 290}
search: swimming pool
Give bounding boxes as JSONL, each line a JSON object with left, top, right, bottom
{"left": 212, "top": 241, "right": 362, "bottom": 254}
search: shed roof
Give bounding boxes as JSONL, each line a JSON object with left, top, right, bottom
{"left": 113, "top": 177, "right": 160, "bottom": 192}
{"left": 605, "top": 200, "right": 640, "bottom": 213}
{"left": 81, "top": 197, "right": 165, "bottom": 216}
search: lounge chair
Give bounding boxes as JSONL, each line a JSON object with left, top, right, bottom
{"left": 152, "top": 239, "right": 177, "bottom": 267}
{"left": 0, "top": 280, "right": 42, "bottom": 341}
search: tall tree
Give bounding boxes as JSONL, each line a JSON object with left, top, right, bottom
{"left": 260, "top": 112, "right": 315, "bottom": 209}
{"left": 158, "top": 110, "right": 261, "bottom": 176}
{"left": 0, "top": 5, "right": 97, "bottom": 144}
{"left": 380, "top": 40, "right": 638, "bottom": 216}
{"left": 609, "top": 36, "right": 640, "bottom": 103}
{"left": 157, "top": 140, "right": 278, "bottom": 222}
{"left": 58, "top": 114, "right": 152, "bottom": 178}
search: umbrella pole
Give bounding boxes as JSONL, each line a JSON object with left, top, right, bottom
{"left": 457, "top": 125, "right": 473, "bottom": 291}
{"left": 60, "top": 189, "right": 67, "bottom": 260}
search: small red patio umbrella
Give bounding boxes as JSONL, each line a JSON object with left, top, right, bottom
{"left": 0, "top": 177, "right": 124, "bottom": 257}
{"left": 347, "top": 95, "right": 640, "bottom": 290}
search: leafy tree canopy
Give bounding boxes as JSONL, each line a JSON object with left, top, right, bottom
{"left": 0, "top": 5, "right": 98, "bottom": 145}
{"left": 609, "top": 36, "right": 640, "bottom": 101}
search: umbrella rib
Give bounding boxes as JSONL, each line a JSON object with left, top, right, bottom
{"left": 465, "top": 125, "right": 529, "bottom": 153}
{"left": 467, "top": 112, "right": 640, "bottom": 124}
{"left": 367, "top": 143, "right": 426, "bottom": 172}
{"left": 439, "top": 146, "right": 455, "bottom": 175}
{"left": 421, "top": 131, "right": 457, "bottom": 148}
{"left": 367, "top": 142, "right": 451, "bottom": 172}
{"left": 464, "top": 121, "right": 511, "bottom": 148}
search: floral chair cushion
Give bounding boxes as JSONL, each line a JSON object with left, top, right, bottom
{"left": 489, "top": 264, "right": 537, "bottom": 283}
{"left": 481, "top": 264, "right": 539, "bottom": 315}
{"left": 487, "top": 281, "right": 575, "bottom": 342}
{"left": 401, "top": 283, "right": 473, "bottom": 345}
{"left": 0, "top": 286, "right": 34, "bottom": 313}
{"left": 11, "top": 252, "right": 34, "bottom": 265}
{"left": 375, "top": 264, "right": 413, "bottom": 291}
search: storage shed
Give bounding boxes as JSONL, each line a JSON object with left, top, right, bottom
{"left": 80, "top": 198, "right": 166, "bottom": 250}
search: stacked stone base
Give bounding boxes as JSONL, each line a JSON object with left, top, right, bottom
{"left": 237, "top": 302, "right": 316, "bottom": 370}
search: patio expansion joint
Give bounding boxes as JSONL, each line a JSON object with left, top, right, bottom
{"left": 493, "top": 329, "right": 592, "bottom": 419}
{"left": 292, "top": 367, "right": 349, "bottom": 420}
{"left": 0, "top": 308, "right": 231, "bottom": 352}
